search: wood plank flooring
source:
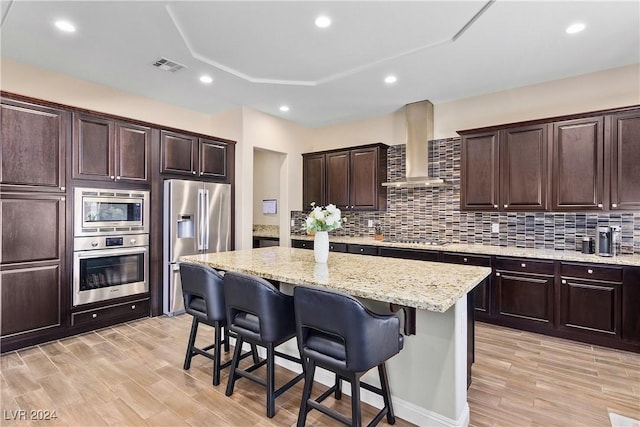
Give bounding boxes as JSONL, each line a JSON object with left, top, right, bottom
{"left": 1, "top": 315, "right": 638, "bottom": 426}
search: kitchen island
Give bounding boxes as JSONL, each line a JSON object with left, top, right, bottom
{"left": 182, "top": 247, "right": 491, "bottom": 427}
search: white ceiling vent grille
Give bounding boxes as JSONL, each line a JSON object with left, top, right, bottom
{"left": 152, "top": 57, "right": 187, "bottom": 72}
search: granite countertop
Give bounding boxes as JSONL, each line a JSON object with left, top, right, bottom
{"left": 253, "top": 224, "right": 279, "bottom": 238}
{"left": 181, "top": 247, "right": 491, "bottom": 313}
{"left": 290, "top": 235, "right": 640, "bottom": 267}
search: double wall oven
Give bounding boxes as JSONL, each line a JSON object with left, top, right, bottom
{"left": 73, "top": 187, "right": 150, "bottom": 306}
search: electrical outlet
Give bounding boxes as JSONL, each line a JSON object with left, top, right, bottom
{"left": 367, "top": 220, "right": 374, "bottom": 227}
{"left": 290, "top": 219, "right": 295, "bottom": 227}
{"left": 491, "top": 223, "right": 499, "bottom": 233}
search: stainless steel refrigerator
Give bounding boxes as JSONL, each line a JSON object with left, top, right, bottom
{"left": 163, "top": 179, "right": 231, "bottom": 315}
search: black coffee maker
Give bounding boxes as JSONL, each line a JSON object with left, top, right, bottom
{"left": 595, "top": 226, "right": 612, "bottom": 257}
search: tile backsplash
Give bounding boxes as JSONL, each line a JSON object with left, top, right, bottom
{"left": 292, "top": 138, "right": 640, "bottom": 254}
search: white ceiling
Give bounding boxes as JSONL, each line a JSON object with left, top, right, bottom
{"left": 1, "top": 1, "right": 638, "bottom": 127}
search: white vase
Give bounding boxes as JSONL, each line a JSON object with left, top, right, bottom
{"left": 314, "top": 231, "right": 329, "bottom": 263}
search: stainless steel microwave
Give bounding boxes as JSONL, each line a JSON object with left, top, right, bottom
{"left": 74, "top": 187, "right": 150, "bottom": 236}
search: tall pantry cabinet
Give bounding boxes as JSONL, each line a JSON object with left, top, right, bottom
{"left": 0, "top": 97, "right": 69, "bottom": 347}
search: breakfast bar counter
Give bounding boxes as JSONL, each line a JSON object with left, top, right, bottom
{"left": 182, "top": 247, "right": 491, "bottom": 426}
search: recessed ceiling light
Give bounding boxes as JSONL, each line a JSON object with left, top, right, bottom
{"left": 279, "top": 105, "right": 290, "bottom": 112}
{"left": 315, "top": 16, "right": 331, "bottom": 28}
{"left": 199, "top": 75, "right": 213, "bottom": 84}
{"left": 566, "top": 22, "right": 585, "bottom": 34}
{"left": 54, "top": 20, "right": 76, "bottom": 33}
{"left": 384, "top": 75, "right": 397, "bottom": 84}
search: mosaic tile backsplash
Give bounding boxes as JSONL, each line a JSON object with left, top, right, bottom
{"left": 292, "top": 138, "right": 640, "bottom": 254}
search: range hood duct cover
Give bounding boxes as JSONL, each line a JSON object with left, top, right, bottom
{"left": 382, "top": 100, "right": 451, "bottom": 188}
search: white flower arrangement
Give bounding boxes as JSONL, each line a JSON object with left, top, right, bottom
{"left": 304, "top": 202, "right": 344, "bottom": 233}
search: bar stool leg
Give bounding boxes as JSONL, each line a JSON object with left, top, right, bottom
{"left": 297, "top": 359, "right": 316, "bottom": 427}
{"left": 378, "top": 363, "right": 396, "bottom": 425}
{"left": 223, "top": 326, "right": 230, "bottom": 352}
{"left": 225, "top": 336, "right": 244, "bottom": 396}
{"left": 183, "top": 317, "right": 199, "bottom": 370}
{"left": 334, "top": 374, "right": 342, "bottom": 400}
{"left": 350, "top": 374, "right": 362, "bottom": 427}
{"left": 212, "top": 321, "right": 222, "bottom": 386}
{"left": 266, "top": 343, "right": 276, "bottom": 418}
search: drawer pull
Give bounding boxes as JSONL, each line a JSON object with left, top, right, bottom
{"left": 521, "top": 263, "right": 526, "bottom": 268}
{"left": 562, "top": 279, "right": 567, "bottom": 284}
{"left": 330, "top": 246, "right": 334, "bottom": 250}
{"left": 463, "top": 257, "right": 468, "bottom": 263}
{"left": 92, "top": 313, "right": 97, "bottom": 319}
{"left": 131, "top": 305, "right": 136, "bottom": 309}
{"left": 612, "top": 203, "right": 618, "bottom": 208}
{"left": 496, "top": 272, "right": 501, "bottom": 277}
{"left": 504, "top": 204, "right": 508, "bottom": 208}
{"left": 587, "top": 269, "right": 593, "bottom": 274}
{"left": 360, "top": 248, "right": 364, "bottom": 252}
{"left": 110, "top": 175, "right": 115, "bottom": 180}
{"left": 597, "top": 203, "right": 603, "bottom": 208}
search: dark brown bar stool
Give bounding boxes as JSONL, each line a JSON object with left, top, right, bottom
{"left": 293, "top": 286, "right": 404, "bottom": 427}
{"left": 223, "top": 271, "right": 305, "bottom": 418}
{"left": 179, "top": 263, "right": 257, "bottom": 386}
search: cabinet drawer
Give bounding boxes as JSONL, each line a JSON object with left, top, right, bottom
{"left": 561, "top": 263, "right": 622, "bottom": 283}
{"left": 72, "top": 299, "right": 149, "bottom": 327}
{"left": 379, "top": 247, "right": 439, "bottom": 261}
{"left": 441, "top": 252, "right": 491, "bottom": 267}
{"left": 495, "top": 257, "right": 554, "bottom": 275}
{"left": 347, "top": 244, "right": 378, "bottom": 256}
{"left": 291, "top": 239, "right": 313, "bottom": 250}
{"left": 329, "top": 242, "right": 347, "bottom": 252}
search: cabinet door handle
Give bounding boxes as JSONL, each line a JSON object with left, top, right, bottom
{"left": 495, "top": 272, "right": 501, "bottom": 277}
{"left": 587, "top": 269, "right": 593, "bottom": 274}
{"left": 521, "top": 263, "right": 526, "bottom": 268}
{"left": 562, "top": 279, "right": 567, "bottom": 284}
{"left": 115, "top": 176, "right": 121, "bottom": 180}
{"left": 504, "top": 204, "right": 508, "bottom": 208}
{"left": 330, "top": 245, "right": 334, "bottom": 250}
{"left": 131, "top": 304, "right": 136, "bottom": 309}
{"left": 92, "top": 313, "right": 98, "bottom": 319}
{"left": 360, "top": 248, "right": 364, "bottom": 252}
{"left": 60, "top": 186, "right": 66, "bottom": 191}
{"left": 612, "top": 203, "right": 618, "bottom": 208}
{"left": 110, "top": 175, "right": 115, "bottom": 180}
{"left": 493, "top": 205, "right": 498, "bottom": 208}
{"left": 200, "top": 172, "right": 203, "bottom": 175}
{"left": 597, "top": 203, "right": 603, "bottom": 208}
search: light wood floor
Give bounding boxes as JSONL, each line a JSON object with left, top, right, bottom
{"left": 1, "top": 315, "right": 638, "bottom": 427}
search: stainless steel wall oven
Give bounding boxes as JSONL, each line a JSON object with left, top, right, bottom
{"left": 73, "top": 187, "right": 150, "bottom": 306}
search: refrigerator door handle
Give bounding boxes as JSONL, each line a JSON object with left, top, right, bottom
{"left": 197, "top": 189, "right": 205, "bottom": 250}
{"left": 204, "top": 189, "right": 210, "bottom": 250}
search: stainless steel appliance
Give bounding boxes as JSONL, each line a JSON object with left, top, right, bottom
{"left": 74, "top": 187, "right": 149, "bottom": 237}
{"left": 595, "top": 226, "right": 612, "bottom": 256}
{"left": 73, "top": 234, "right": 149, "bottom": 305}
{"left": 163, "top": 179, "right": 231, "bottom": 315}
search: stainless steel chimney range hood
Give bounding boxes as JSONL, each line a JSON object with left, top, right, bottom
{"left": 382, "top": 100, "right": 453, "bottom": 188}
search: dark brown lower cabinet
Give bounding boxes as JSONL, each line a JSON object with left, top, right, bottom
{"left": 622, "top": 267, "right": 640, "bottom": 344}
{"left": 1, "top": 263, "right": 62, "bottom": 336}
{"left": 560, "top": 276, "right": 621, "bottom": 337}
{"left": 441, "top": 252, "right": 492, "bottom": 316}
{"left": 494, "top": 258, "right": 555, "bottom": 330}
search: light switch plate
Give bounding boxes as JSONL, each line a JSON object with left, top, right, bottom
{"left": 367, "top": 220, "right": 374, "bottom": 227}
{"left": 492, "top": 223, "right": 499, "bottom": 233}
{"left": 290, "top": 219, "right": 295, "bottom": 227}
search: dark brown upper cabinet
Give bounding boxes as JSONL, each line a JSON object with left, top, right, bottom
{"left": 302, "top": 143, "right": 388, "bottom": 212}
{"left": 461, "top": 125, "right": 549, "bottom": 212}
{"left": 160, "top": 131, "right": 229, "bottom": 181}
{"left": 1, "top": 98, "right": 68, "bottom": 192}
{"left": 460, "top": 131, "right": 500, "bottom": 211}
{"left": 500, "top": 124, "right": 550, "bottom": 211}
{"left": 73, "top": 113, "right": 150, "bottom": 183}
{"left": 552, "top": 116, "right": 605, "bottom": 211}
{"left": 610, "top": 108, "right": 640, "bottom": 210}
{"left": 302, "top": 153, "right": 326, "bottom": 209}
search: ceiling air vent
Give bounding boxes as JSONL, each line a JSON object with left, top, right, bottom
{"left": 152, "top": 57, "right": 186, "bottom": 72}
